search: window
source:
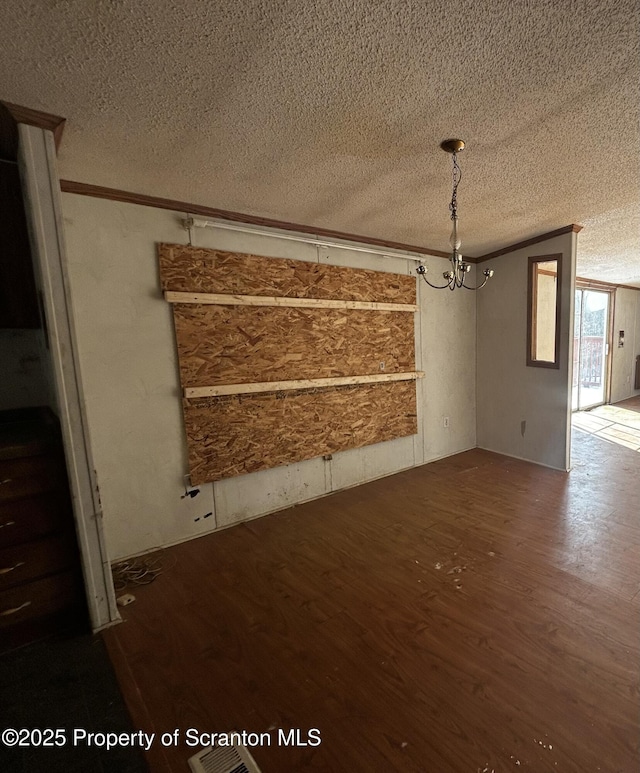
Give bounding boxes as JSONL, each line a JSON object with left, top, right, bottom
{"left": 527, "top": 254, "right": 562, "bottom": 368}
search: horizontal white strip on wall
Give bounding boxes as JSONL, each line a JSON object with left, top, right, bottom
{"left": 184, "top": 216, "right": 434, "bottom": 262}
{"left": 185, "top": 371, "right": 425, "bottom": 398}
{"left": 164, "top": 291, "right": 418, "bottom": 312}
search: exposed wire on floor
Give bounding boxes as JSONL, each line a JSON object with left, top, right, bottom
{"left": 111, "top": 556, "right": 164, "bottom": 591}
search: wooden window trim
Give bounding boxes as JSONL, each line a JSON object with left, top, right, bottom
{"left": 527, "top": 254, "right": 562, "bottom": 369}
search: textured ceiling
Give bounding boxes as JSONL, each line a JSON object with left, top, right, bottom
{"left": 1, "top": 0, "right": 639, "bottom": 284}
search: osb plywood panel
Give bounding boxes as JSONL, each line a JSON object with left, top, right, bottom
{"left": 173, "top": 305, "right": 415, "bottom": 387}
{"left": 158, "top": 244, "right": 416, "bottom": 304}
{"left": 184, "top": 381, "right": 417, "bottom": 483}
{"left": 160, "top": 243, "right": 418, "bottom": 481}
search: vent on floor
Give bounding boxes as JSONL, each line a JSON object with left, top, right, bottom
{"left": 188, "top": 744, "right": 262, "bottom": 773}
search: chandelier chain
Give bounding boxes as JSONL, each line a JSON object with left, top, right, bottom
{"left": 450, "top": 152, "right": 462, "bottom": 221}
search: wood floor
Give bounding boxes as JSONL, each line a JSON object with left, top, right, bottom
{"left": 103, "top": 414, "right": 640, "bottom": 773}
{"left": 573, "top": 395, "right": 640, "bottom": 450}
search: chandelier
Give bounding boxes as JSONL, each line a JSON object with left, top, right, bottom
{"left": 417, "top": 139, "right": 494, "bottom": 291}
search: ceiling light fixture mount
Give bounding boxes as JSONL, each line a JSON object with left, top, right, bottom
{"left": 417, "top": 138, "right": 494, "bottom": 291}
{"left": 440, "top": 138, "right": 466, "bottom": 154}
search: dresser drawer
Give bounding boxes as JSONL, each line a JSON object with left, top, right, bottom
{"left": 0, "top": 493, "right": 70, "bottom": 548}
{"left": 0, "top": 570, "right": 80, "bottom": 630}
{"left": 0, "top": 533, "right": 76, "bottom": 592}
{"left": 0, "top": 454, "right": 67, "bottom": 503}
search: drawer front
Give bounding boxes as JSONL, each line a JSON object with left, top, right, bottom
{"left": 0, "top": 571, "right": 80, "bottom": 629}
{"left": 0, "top": 454, "right": 67, "bottom": 503}
{"left": 0, "top": 533, "right": 76, "bottom": 592}
{"left": 0, "top": 493, "right": 70, "bottom": 549}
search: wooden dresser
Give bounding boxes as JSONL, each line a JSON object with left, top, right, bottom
{"left": 0, "top": 407, "right": 87, "bottom": 651}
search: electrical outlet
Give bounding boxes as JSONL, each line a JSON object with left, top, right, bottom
{"left": 443, "top": 417, "right": 450, "bottom": 428}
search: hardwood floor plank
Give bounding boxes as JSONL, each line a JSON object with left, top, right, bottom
{"left": 103, "top": 428, "right": 639, "bottom": 772}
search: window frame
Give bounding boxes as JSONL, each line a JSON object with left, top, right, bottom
{"left": 526, "top": 253, "right": 562, "bottom": 369}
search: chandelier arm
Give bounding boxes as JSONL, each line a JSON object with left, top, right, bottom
{"left": 419, "top": 273, "right": 453, "bottom": 290}
{"left": 461, "top": 275, "right": 490, "bottom": 290}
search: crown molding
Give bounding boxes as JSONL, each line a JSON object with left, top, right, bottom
{"left": 59, "top": 180, "right": 453, "bottom": 259}
{"left": 57, "top": 180, "right": 599, "bottom": 275}
{"left": 476, "top": 225, "right": 583, "bottom": 262}
{"left": 576, "top": 276, "right": 640, "bottom": 292}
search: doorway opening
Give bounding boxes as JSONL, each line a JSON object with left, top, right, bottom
{"left": 572, "top": 288, "right": 611, "bottom": 411}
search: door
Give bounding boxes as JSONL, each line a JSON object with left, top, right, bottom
{"left": 572, "top": 289, "right": 610, "bottom": 410}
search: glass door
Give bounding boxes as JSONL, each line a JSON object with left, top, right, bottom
{"left": 572, "top": 289, "right": 610, "bottom": 411}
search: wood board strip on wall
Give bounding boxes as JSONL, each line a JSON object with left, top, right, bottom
{"left": 185, "top": 371, "right": 425, "bottom": 398}
{"left": 184, "top": 381, "right": 418, "bottom": 483}
{"left": 165, "top": 290, "right": 417, "bottom": 312}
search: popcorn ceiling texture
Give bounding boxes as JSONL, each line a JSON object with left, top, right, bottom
{"left": 1, "top": 0, "right": 638, "bottom": 284}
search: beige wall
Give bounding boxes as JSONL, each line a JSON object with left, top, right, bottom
{"left": 61, "top": 193, "right": 477, "bottom": 560}
{"left": 610, "top": 288, "right": 640, "bottom": 403}
{"left": 476, "top": 232, "right": 577, "bottom": 470}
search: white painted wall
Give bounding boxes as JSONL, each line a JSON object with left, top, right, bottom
{"left": 60, "top": 194, "right": 477, "bottom": 560}
{"left": 476, "top": 232, "right": 577, "bottom": 471}
{"left": 610, "top": 288, "right": 640, "bottom": 403}
{"left": 417, "top": 265, "right": 477, "bottom": 462}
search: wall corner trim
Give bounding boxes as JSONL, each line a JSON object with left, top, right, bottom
{"left": 1, "top": 101, "right": 66, "bottom": 151}
{"left": 18, "top": 124, "right": 118, "bottom": 629}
